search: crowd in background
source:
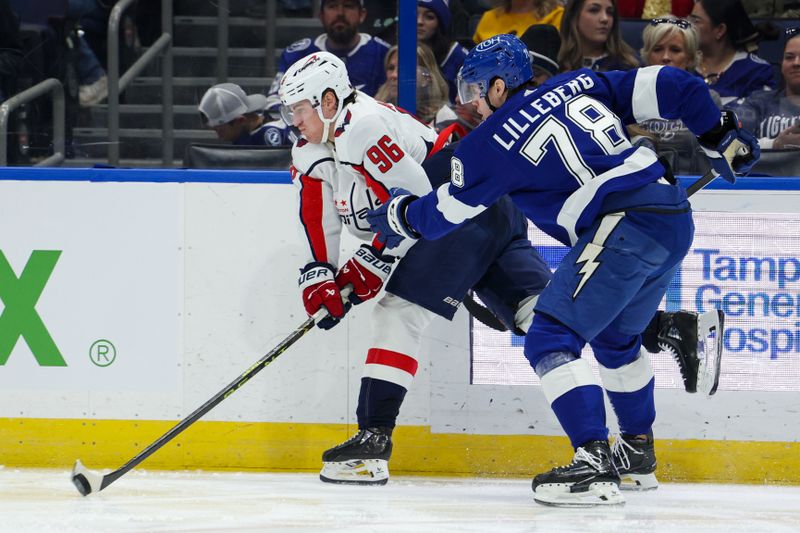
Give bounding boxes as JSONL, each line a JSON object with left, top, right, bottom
{"left": 2, "top": 0, "right": 799, "bottom": 165}
{"left": 200, "top": 0, "right": 800, "bottom": 166}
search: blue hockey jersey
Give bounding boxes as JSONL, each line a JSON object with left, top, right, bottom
{"left": 695, "top": 51, "right": 775, "bottom": 105}
{"left": 405, "top": 66, "right": 721, "bottom": 246}
{"left": 266, "top": 33, "right": 390, "bottom": 110}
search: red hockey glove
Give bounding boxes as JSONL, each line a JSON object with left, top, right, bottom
{"left": 335, "top": 244, "right": 395, "bottom": 305}
{"left": 298, "top": 262, "right": 348, "bottom": 330}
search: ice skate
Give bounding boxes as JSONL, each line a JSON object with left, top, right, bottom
{"left": 532, "top": 440, "right": 625, "bottom": 507}
{"left": 612, "top": 432, "right": 658, "bottom": 491}
{"left": 644, "top": 310, "right": 724, "bottom": 395}
{"left": 319, "top": 427, "right": 392, "bottom": 485}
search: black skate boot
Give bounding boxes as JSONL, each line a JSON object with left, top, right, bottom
{"left": 531, "top": 440, "right": 624, "bottom": 507}
{"left": 642, "top": 310, "right": 724, "bottom": 395}
{"left": 319, "top": 427, "right": 392, "bottom": 485}
{"left": 612, "top": 432, "right": 658, "bottom": 491}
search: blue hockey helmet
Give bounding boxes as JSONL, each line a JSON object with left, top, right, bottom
{"left": 457, "top": 34, "right": 533, "bottom": 105}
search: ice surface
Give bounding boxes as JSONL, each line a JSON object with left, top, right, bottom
{"left": 0, "top": 468, "right": 798, "bottom": 532}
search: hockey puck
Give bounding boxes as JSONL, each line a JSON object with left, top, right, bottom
{"left": 72, "top": 473, "right": 91, "bottom": 496}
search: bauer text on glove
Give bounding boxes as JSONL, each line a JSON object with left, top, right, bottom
{"left": 298, "top": 262, "right": 349, "bottom": 330}
{"left": 335, "top": 244, "right": 395, "bottom": 305}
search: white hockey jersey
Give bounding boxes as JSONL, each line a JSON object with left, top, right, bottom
{"left": 290, "top": 92, "right": 439, "bottom": 267}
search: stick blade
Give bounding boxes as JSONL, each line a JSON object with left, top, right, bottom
{"left": 71, "top": 459, "right": 104, "bottom": 496}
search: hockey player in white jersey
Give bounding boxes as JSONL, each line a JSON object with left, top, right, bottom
{"left": 280, "top": 51, "right": 553, "bottom": 485}
{"left": 280, "top": 50, "right": 726, "bottom": 489}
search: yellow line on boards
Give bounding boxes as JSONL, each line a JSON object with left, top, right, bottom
{"left": 2, "top": 418, "right": 798, "bottom": 485}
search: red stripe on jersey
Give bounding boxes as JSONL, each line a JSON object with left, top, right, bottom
{"left": 430, "top": 123, "right": 469, "bottom": 157}
{"left": 365, "top": 348, "right": 419, "bottom": 376}
{"left": 297, "top": 172, "right": 329, "bottom": 263}
{"left": 352, "top": 163, "right": 391, "bottom": 203}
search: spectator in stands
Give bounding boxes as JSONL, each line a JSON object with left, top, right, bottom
{"left": 68, "top": 0, "right": 111, "bottom": 106}
{"left": 558, "top": 0, "right": 641, "bottom": 72}
{"left": 0, "top": 0, "right": 23, "bottom": 105}
{"left": 417, "top": 0, "right": 468, "bottom": 103}
{"left": 473, "top": 0, "right": 564, "bottom": 43}
{"left": 520, "top": 23, "right": 562, "bottom": 83}
{"left": 199, "top": 83, "right": 295, "bottom": 147}
{"left": 728, "top": 28, "right": 800, "bottom": 150}
{"left": 689, "top": 0, "right": 775, "bottom": 105}
{"left": 630, "top": 17, "right": 707, "bottom": 144}
{"left": 266, "top": 0, "right": 390, "bottom": 110}
{"left": 374, "top": 44, "right": 458, "bottom": 131}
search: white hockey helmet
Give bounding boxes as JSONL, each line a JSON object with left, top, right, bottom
{"left": 278, "top": 51, "right": 354, "bottom": 141}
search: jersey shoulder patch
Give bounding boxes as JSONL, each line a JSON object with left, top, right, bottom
{"left": 263, "top": 126, "right": 283, "bottom": 147}
{"left": 286, "top": 38, "right": 312, "bottom": 53}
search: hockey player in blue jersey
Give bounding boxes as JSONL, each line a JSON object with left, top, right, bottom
{"left": 367, "top": 34, "right": 759, "bottom": 506}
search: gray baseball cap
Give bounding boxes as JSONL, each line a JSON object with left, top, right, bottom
{"left": 198, "top": 83, "right": 268, "bottom": 127}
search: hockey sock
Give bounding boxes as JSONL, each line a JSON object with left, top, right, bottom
{"left": 605, "top": 380, "right": 656, "bottom": 436}
{"left": 356, "top": 377, "right": 407, "bottom": 429}
{"left": 536, "top": 352, "right": 609, "bottom": 448}
{"left": 550, "top": 384, "right": 609, "bottom": 448}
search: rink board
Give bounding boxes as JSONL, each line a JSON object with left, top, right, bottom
{"left": 3, "top": 418, "right": 800, "bottom": 485}
{"left": 0, "top": 168, "right": 799, "bottom": 483}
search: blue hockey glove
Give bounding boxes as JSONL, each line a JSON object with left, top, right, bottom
{"left": 697, "top": 109, "right": 760, "bottom": 183}
{"left": 366, "top": 188, "right": 421, "bottom": 249}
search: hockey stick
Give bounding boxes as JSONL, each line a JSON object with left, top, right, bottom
{"left": 71, "top": 300, "right": 340, "bottom": 496}
{"left": 685, "top": 169, "right": 718, "bottom": 197}
{"left": 466, "top": 169, "right": 719, "bottom": 334}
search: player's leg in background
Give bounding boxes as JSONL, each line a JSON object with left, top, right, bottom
{"left": 319, "top": 293, "right": 436, "bottom": 486}
{"left": 593, "top": 208, "right": 694, "bottom": 490}
{"left": 471, "top": 199, "right": 552, "bottom": 335}
{"left": 591, "top": 328, "right": 658, "bottom": 491}
{"left": 642, "top": 308, "right": 725, "bottom": 395}
{"left": 594, "top": 271, "right": 677, "bottom": 492}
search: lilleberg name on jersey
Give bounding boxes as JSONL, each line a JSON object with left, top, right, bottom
{"left": 492, "top": 73, "right": 596, "bottom": 151}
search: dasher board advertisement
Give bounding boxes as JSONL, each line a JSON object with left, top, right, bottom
{"left": 0, "top": 181, "right": 182, "bottom": 392}
{"left": 473, "top": 211, "right": 800, "bottom": 393}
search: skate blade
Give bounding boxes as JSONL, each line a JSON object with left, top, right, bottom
{"left": 697, "top": 310, "right": 724, "bottom": 396}
{"left": 534, "top": 482, "right": 625, "bottom": 507}
{"left": 620, "top": 472, "right": 658, "bottom": 491}
{"left": 319, "top": 459, "right": 389, "bottom": 486}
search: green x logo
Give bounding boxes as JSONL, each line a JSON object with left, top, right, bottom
{"left": 0, "top": 250, "right": 66, "bottom": 366}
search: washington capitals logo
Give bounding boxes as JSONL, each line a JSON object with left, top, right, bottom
{"left": 335, "top": 110, "right": 352, "bottom": 137}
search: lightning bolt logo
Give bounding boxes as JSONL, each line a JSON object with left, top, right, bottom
{"left": 573, "top": 243, "right": 603, "bottom": 298}
{"left": 572, "top": 212, "right": 625, "bottom": 299}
